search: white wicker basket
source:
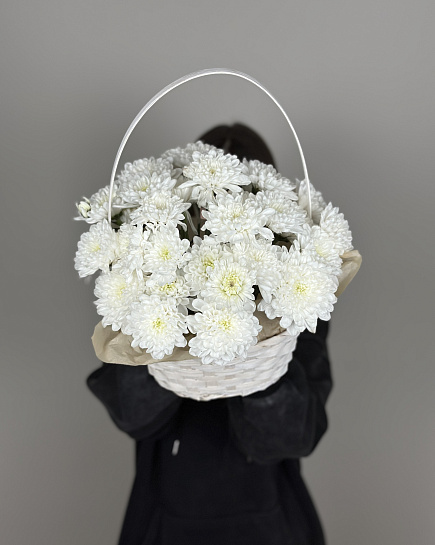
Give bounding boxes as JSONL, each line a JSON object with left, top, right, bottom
{"left": 147, "top": 330, "right": 299, "bottom": 401}
{"left": 107, "top": 68, "right": 314, "bottom": 400}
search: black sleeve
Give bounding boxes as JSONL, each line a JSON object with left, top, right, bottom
{"left": 226, "top": 319, "right": 333, "bottom": 464}
{"left": 86, "top": 363, "right": 183, "bottom": 441}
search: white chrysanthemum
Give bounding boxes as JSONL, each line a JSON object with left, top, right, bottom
{"left": 180, "top": 149, "right": 250, "bottom": 206}
{"left": 75, "top": 185, "right": 122, "bottom": 224}
{"left": 169, "top": 143, "right": 239, "bottom": 201}
{"left": 201, "top": 257, "right": 256, "bottom": 311}
{"left": 202, "top": 192, "right": 274, "bottom": 243}
{"left": 296, "top": 179, "right": 327, "bottom": 225}
{"left": 111, "top": 224, "right": 151, "bottom": 280}
{"left": 94, "top": 270, "right": 145, "bottom": 331}
{"left": 187, "top": 299, "right": 262, "bottom": 365}
{"left": 230, "top": 238, "right": 281, "bottom": 303}
{"left": 162, "top": 141, "right": 218, "bottom": 169}
{"left": 129, "top": 191, "right": 191, "bottom": 228}
{"left": 145, "top": 274, "right": 191, "bottom": 307}
{"left": 74, "top": 220, "right": 118, "bottom": 278}
{"left": 258, "top": 243, "right": 338, "bottom": 335}
{"left": 118, "top": 156, "right": 172, "bottom": 185}
{"left": 255, "top": 190, "right": 308, "bottom": 235}
{"left": 162, "top": 142, "right": 219, "bottom": 201}
{"left": 75, "top": 197, "right": 91, "bottom": 220}
{"left": 143, "top": 225, "right": 190, "bottom": 284}
{"left": 118, "top": 161, "right": 176, "bottom": 205}
{"left": 243, "top": 159, "right": 297, "bottom": 197}
{"left": 319, "top": 203, "right": 353, "bottom": 254}
{"left": 298, "top": 224, "right": 343, "bottom": 274}
{"left": 124, "top": 295, "right": 188, "bottom": 359}
{"left": 183, "top": 236, "right": 226, "bottom": 295}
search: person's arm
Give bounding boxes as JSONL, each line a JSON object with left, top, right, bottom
{"left": 86, "top": 363, "right": 183, "bottom": 441}
{"left": 226, "top": 319, "right": 333, "bottom": 464}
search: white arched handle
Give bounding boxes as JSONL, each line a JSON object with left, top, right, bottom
{"left": 108, "top": 68, "right": 311, "bottom": 222}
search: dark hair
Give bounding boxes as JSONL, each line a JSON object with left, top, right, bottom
{"left": 197, "top": 123, "right": 276, "bottom": 168}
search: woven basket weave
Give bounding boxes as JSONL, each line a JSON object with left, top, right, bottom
{"left": 106, "top": 69, "right": 315, "bottom": 400}
{"left": 147, "top": 330, "right": 298, "bottom": 401}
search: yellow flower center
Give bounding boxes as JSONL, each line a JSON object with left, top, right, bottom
{"left": 202, "top": 256, "right": 215, "bottom": 271}
{"left": 115, "top": 284, "right": 126, "bottom": 298}
{"left": 293, "top": 282, "right": 309, "bottom": 296}
{"left": 90, "top": 242, "right": 101, "bottom": 252}
{"left": 221, "top": 272, "right": 242, "bottom": 296}
{"left": 159, "top": 247, "right": 171, "bottom": 260}
{"left": 218, "top": 317, "right": 233, "bottom": 332}
{"left": 230, "top": 206, "right": 244, "bottom": 219}
{"left": 160, "top": 282, "right": 175, "bottom": 295}
{"left": 152, "top": 317, "right": 166, "bottom": 332}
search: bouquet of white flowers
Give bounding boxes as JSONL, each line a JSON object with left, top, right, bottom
{"left": 74, "top": 69, "right": 361, "bottom": 400}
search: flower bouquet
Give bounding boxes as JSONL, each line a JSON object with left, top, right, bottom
{"left": 74, "top": 69, "right": 361, "bottom": 400}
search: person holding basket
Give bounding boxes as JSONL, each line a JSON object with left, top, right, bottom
{"left": 86, "top": 123, "right": 334, "bottom": 545}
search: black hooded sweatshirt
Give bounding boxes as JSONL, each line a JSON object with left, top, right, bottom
{"left": 86, "top": 318, "right": 332, "bottom": 545}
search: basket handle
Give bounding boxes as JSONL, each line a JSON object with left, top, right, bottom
{"left": 108, "top": 68, "right": 311, "bottom": 222}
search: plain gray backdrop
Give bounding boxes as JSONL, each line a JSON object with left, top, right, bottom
{"left": 1, "top": 1, "right": 434, "bottom": 544}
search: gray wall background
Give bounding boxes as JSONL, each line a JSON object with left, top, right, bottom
{"left": 1, "top": 1, "right": 434, "bottom": 544}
